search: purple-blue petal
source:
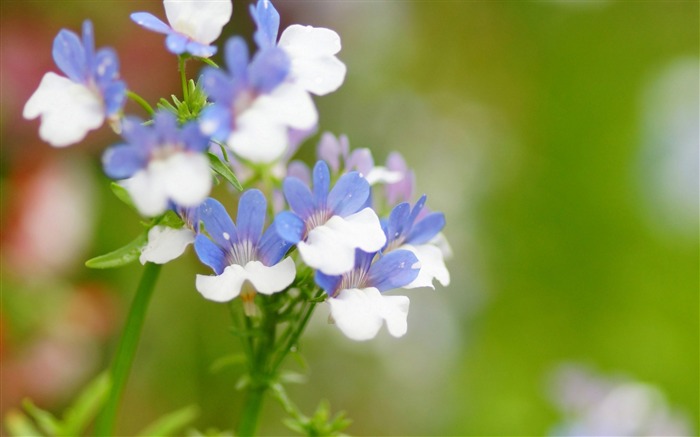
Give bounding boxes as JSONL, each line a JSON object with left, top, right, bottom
{"left": 367, "top": 250, "right": 420, "bottom": 292}
{"left": 317, "top": 132, "right": 343, "bottom": 173}
{"left": 199, "top": 104, "right": 232, "bottom": 141}
{"left": 93, "top": 48, "right": 120, "bottom": 83}
{"left": 274, "top": 211, "right": 305, "bottom": 244}
{"left": 165, "top": 33, "right": 188, "bottom": 55}
{"left": 250, "top": 0, "right": 280, "bottom": 49}
{"left": 311, "top": 161, "right": 330, "bottom": 210}
{"left": 121, "top": 116, "right": 155, "bottom": 149}
{"left": 315, "top": 271, "right": 341, "bottom": 296}
{"left": 194, "top": 234, "right": 228, "bottom": 275}
{"left": 224, "top": 37, "right": 250, "bottom": 80}
{"left": 82, "top": 20, "right": 95, "bottom": 72}
{"left": 249, "top": 47, "right": 290, "bottom": 93}
{"left": 186, "top": 40, "right": 217, "bottom": 58}
{"left": 257, "top": 223, "right": 293, "bottom": 266}
{"left": 153, "top": 111, "right": 179, "bottom": 144}
{"left": 180, "top": 122, "right": 210, "bottom": 152}
{"left": 346, "top": 148, "right": 374, "bottom": 176}
{"left": 202, "top": 67, "right": 235, "bottom": 104}
{"left": 282, "top": 177, "right": 315, "bottom": 220}
{"left": 52, "top": 28, "right": 87, "bottom": 83}
{"left": 386, "top": 202, "right": 411, "bottom": 244}
{"left": 102, "top": 145, "right": 148, "bottom": 180}
{"left": 199, "top": 198, "right": 239, "bottom": 249}
{"left": 406, "top": 212, "right": 445, "bottom": 245}
{"left": 287, "top": 161, "right": 311, "bottom": 185}
{"left": 102, "top": 80, "right": 127, "bottom": 117}
{"left": 408, "top": 194, "right": 427, "bottom": 226}
{"left": 327, "top": 171, "right": 370, "bottom": 217}
{"left": 236, "top": 190, "right": 267, "bottom": 245}
{"left": 130, "top": 12, "right": 172, "bottom": 34}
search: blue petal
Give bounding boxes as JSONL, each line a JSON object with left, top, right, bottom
{"left": 386, "top": 202, "right": 411, "bottom": 244}
{"left": 120, "top": 116, "right": 155, "bottom": 149}
{"left": 130, "top": 12, "right": 172, "bottom": 34}
{"left": 102, "top": 145, "right": 147, "bottom": 179}
{"left": 202, "top": 67, "right": 235, "bottom": 104}
{"left": 224, "top": 37, "right": 249, "bottom": 80}
{"left": 315, "top": 271, "right": 341, "bottom": 296}
{"left": 102, "top": 80, "right": 127, "bottom": 117}
{"left": 93, "top": 48, "right": 120, "bottom": 83}
{"left": 153, "top": 111, "right": 179, "bottom": 144}
{"left": 282, "top": 177, "right": 315, "bottom": 220}
{"left": 274, "top": 211, "right": 305, "bottom": 244}
{"left": 354, "top": 249, "right": 376, "bottom": 272}
{"left": 257, "top": 222, "right": 293, "bottom": 266}
{"left": 199, "top": 198, "right": 238, "bottom": 249}
{"left": 52, "top": 28, "right": 87, "bottom": 83}
{"left": 250, "top": 0, "right": 280, "bottom": 49}
{"left": 186, "top": 40, "right": 217, "bottom": 58}
{"left": 199, "top": 104, "right": 232, "bottom": 141}
{"left": 367, "top": 250, "right": 420, "bottom": 292}
{"left": 165, "top": 33, "right": 188, "bottom": 55}
{"left": 249, "top": 47, "right": 290, "bottom": 93}
{"left": 312, "top": 161, "right": 330, "bottom": 210}
{"left": 81, "top": 20, "right": 95, "bottom": 72}
{"left": 180, "top": 122, "right": 210, "bottom": 153}
{"left": 194, "top": 234, "right": 228, "bottom": 275}
{"left": 327, "top": 171, "right": 370, "bottom": 217}
{"left": 406, "top": 212, "right": 445, "bottom": 245}
{"left": 236, "top": 190, "right": 267, "bottom": 245}
{"left": 408, "top": 194, "right": 427, "bottom": 227}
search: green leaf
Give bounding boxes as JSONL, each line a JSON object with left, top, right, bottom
{"left": 4, "top": 409, "right": 43, "bottom": 437}
{"left": 60, "top": 372, "right": 110, "bottom": 436}
{"left": 19, "top": 400, "right": 58, "bottom": 436}
{"left": 85, "top": 231, "right": 148, "bottom": 269}
{"left": 110, "top": 182, "right": 136, "bottom": 211}
{"left": 208, "top": 152, "right": 242, "bottom": 191}
{"left": 137, "top": 405, "right": 198, "bottom": 437}
{"left": 209, "top": 354, "right": 246, "bottom": 373}
{"left": 159, "top": 210, "right": 185, "bottom": 228}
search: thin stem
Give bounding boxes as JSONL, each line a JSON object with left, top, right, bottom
{"left": 270, "top": 295, "right": 320, "bottom": 374}
{"left": 126, "top": 90, "right": 155, "bottom": 116}
{"left": 178, "top": 56, "right": 189, "bottom": 101}
{"left": 237, "top": 385, "right": 266, "bottom": 437}
{"left": 94, "top": 262, "right": 162, "bottom": 436}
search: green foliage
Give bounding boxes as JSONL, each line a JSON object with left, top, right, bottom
{"left": 157, "top": 78, "right": 210, "bottom": 124}
{"left": 208, "top": 152, "right": 243, "bottom": 191}
{"left": 84, "top": 231, "right": 148, "bottom": 269}
{"left": 137, "top": 405, "right": 199, "bottom": 437}
{"left": 282, "top": 399, "right": 351, "bottom": 437}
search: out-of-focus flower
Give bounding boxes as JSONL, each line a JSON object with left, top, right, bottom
{"left": 316, "top": 249, "right": 420, "bottom": 341}
{"left": 384, "top": 151, "right": 416, "bottom": 206}
{"left": 102, "top": 112, "right": 212, "bottom": 217}
{"left": 384, "top": 196, "right": 450, "bottom": 289}
{"left": 194, "top": 191, "right": 295, "bottom": 304}
{"left": 23, "top": 20, "right": 126, "bottom": 147}
{"left": 549, "top": 365, "right": 694, "bottom": 437}
{"left": 276, "top": 161, "right": 386, "bottom": 275}
{"left": 131, "top": 0, "right": 232, "bottom": 58}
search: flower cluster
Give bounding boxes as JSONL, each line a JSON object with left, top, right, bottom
{"left": 24, "top": 0, "right": 450, "bottom": 341}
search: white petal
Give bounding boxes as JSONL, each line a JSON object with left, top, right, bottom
{"left": 328, "top": 287, "right": 409, "bottom": 341}
{"left": 401, "top": 244, "right": 451, "bottom": 289}
{"left": 243, "top": 257, "right": 296, "bottom": 295}
{"left": 158, "top": 153, "right": 212, "bottom": 207}
{"left": 139, "top": 225, "right": 195, "bottom": 265}
{"left": 196, "top": 264, "right": 247, "bottom": 302}
{"left": 364, "top": 166, "right": 404, "bottom": 186}
{"left": 279, "top": 25, "right": 341, "bottom": 58}
{"left": 254, "top": 82, "right": 318, "bottom": 129}
{"left": 297, "top": 208, "right": 386, "bottom": 275}
{"left": 24, "top": 73, "right": 104, "bottom": 147}
{"left": 430, "top": 232, "right": 453, "bottom": 259}
{"left": 164, "top": 0, "right": 232, "bottom": 45}
{"left": 298, "top": 225, "right": 356, "bottom": 275}
{"left": 325, "top": 208, "right": 387, "bottom": 253}
{"left": 121, "top": 170, "right": 169, "bottom": 217}
{"left": 229, "top": 109, "right": 288, "bottom": 163}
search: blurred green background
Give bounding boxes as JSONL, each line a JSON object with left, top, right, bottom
{"left": 1, "top": 1, "right": 697, "bottom": 435}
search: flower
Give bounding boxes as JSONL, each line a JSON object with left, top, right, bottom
{"left": 23, "top": 20, "right": 126, "bottom": 147}
{"left": 275, "top": 161, "right": 387, "bottom": 275}
{"left": 130, "top": 0, "right": 232, "bottom": 58}
{"left": 199, "top": 0, "right": 345, "bottom": 163}
{"left": 193, "top": 191, "right": 296, "bottom": 304}
{"left": 139, "top": 205, "right": 200, "bottom": 265}
{"left": 383, "top": 195, "right": 450, "bottom": 289}
{"left": 316, "top": 249, "right": 420, "bottom": 341}
{"left": 384, "top": 152, "right": 416, "bottom": 206}
{"left": 102, "top": 111, "right": 212, "bottom": 217}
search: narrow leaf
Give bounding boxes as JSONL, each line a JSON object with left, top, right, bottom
{"left": 208, "top": 152, "right": 242, "bottom": 191}
{"left": 85, "top": 231, "right": 148, "bottom": 269}
{"left": 20, "top": 400, "right": 59, "bottom": 436}
{"left": 137, "top": 405, "right": 199, "bottom": 437}
{"left": 4, "top": 410, "right": 43, "bottom": 437}
{"left": 110, "top": 182, "right": 136, "bottom": 210}
{"left": 61, "top": 372, "right": 110, "bottom": 436}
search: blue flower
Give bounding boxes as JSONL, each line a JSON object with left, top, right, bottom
{"left": 23, "top": 20, "right": 126, "bottom": 147}
{"left": 102, "top": 111, "right": 212, "bottom": 217}
{"left": 275, "top": 161, "right": 387, "bottom": 275}
{"left": 316, "top": 249, "right": 420, "bottom": 341}
{"left": 131, "top": 0, "right": 232, "bottom": 58}
{"left": 193, "top": 191, "right": 295, "bottom": 303}
{"left": 384, "top": 196, "right": 450, "bottom": 289}
{"left": 139, "top": 205, "right": 200, "bottom": 265}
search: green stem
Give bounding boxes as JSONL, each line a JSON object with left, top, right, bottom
{"left": 270, "top": 295, "right": 320, "bottom": 374}
{"left": 126, "top": 90, "right": 155, "bottom": 116}
{"left": 237, "top": 384, "right": 266, "bottom": 437}
{"left": 94, "top": 262, "right": 162, "bottom": 436}
{"left": 178, "top": 56, "right": 189, "bottom": 101}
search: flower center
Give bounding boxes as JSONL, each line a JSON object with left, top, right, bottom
{"left": 151, "top": 143, "right": 185, "bottom": 161}
{"left": 336, "top": 268, "right": 369, "bottom": 296}
{"left": 229, "top": 239, "right": 257, "bottom": 266}
{"left": 305, "top": 209, "right": 332, "bottom": 233}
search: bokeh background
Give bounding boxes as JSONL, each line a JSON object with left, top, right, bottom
{"left": 1, "top": 1, "right": 698, "bottom": 435}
